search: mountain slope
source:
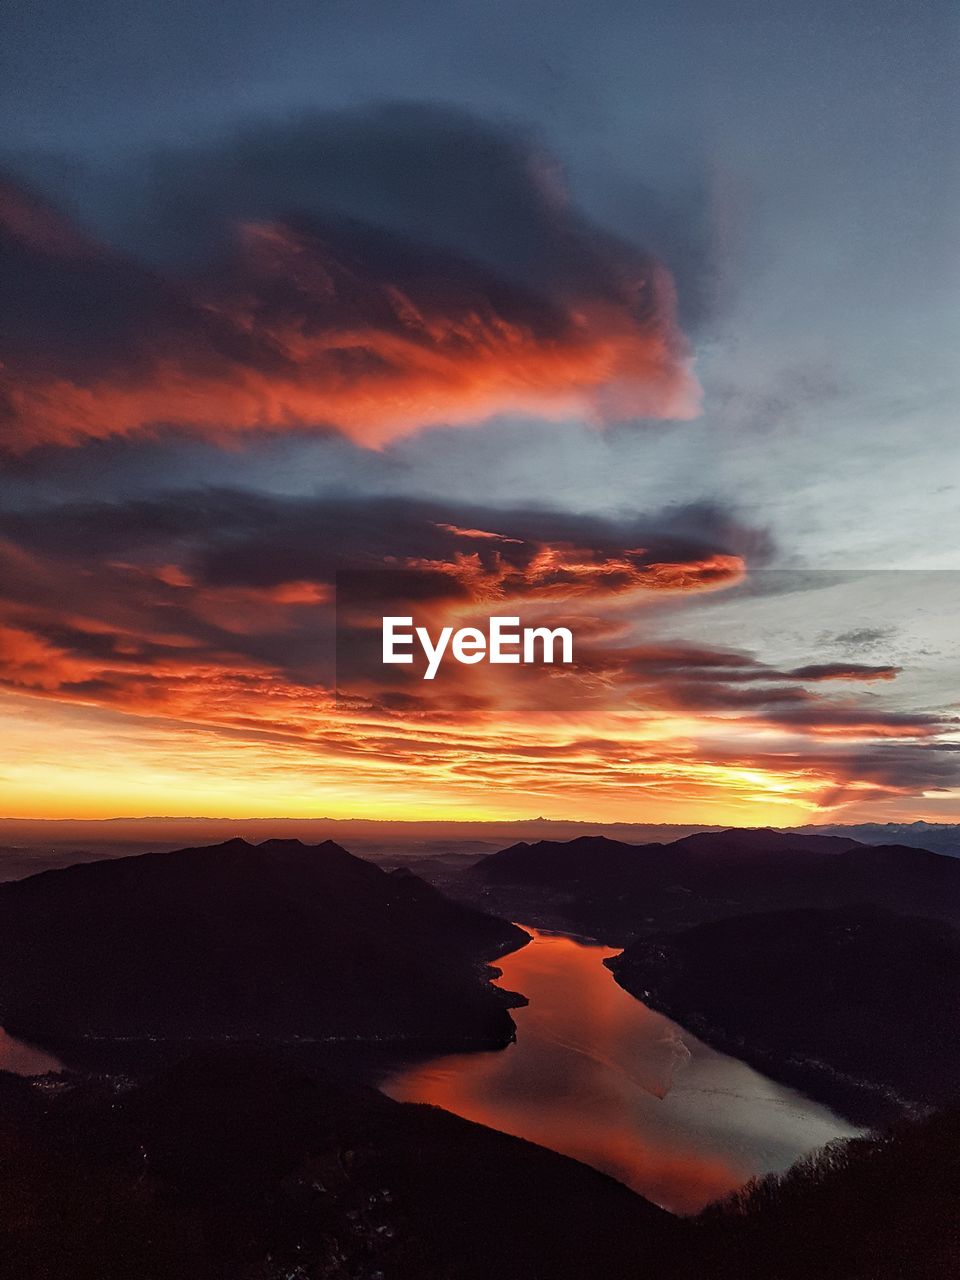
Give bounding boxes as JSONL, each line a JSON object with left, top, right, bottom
{"left": 607, "top": 906, "right": 960, "bottom": 1123}
{"left": 0, "top": 1048, "right": 676, "bottom": 1280}
{"left": 0, "top": 839, "right": 528, "bottom": 1055}
{"left": 468, "top": 828, "right": 960, "bottom": 940}
{"left": 2, "top": 1049, "right": 957, "bottom": 1279}
{"left": 695, "top": 1105, "right": 960, "bottom": 1279}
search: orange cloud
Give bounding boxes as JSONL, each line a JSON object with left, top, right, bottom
{"left": 0, "top": 193, "right": 699, "bottom": 455}
{"left": 384, "top": 548, "right": 743, "bottom": 604}
{"left": 0, "top": 625, "right": 91, "bottom": 690}
{"left": 0, "top": 486, "right": 954, "bottom": 824}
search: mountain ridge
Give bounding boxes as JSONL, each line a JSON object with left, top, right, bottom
{"left": 464, "top": 827, "right": 960, "bottom": 942}
{"left": 0, "top": 837, "right": 529, "bottom": 1063}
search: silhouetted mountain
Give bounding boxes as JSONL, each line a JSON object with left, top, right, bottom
{"left": 2, "top": 1049, "right": 957, "bottom": 1278}
{"left": 788, "top": 821, "right": 960, "bottom": 859}
{"left": 0, "top": 839, "right": 528, "bottom": 1059}
{"left": 0, "top": 1048, "right": 676, "bottom": 1280}
{"left": 607, "top": 907, "right": 960, "bottom": 1124}
{"left": 473, "top": 828, "right": 861, "bottom": 885}
{"left": 467, "top": 828, "right": 960, "bottom": 941}
{"left": 694, "top": 1105, "right": 960, "bottom": 1279}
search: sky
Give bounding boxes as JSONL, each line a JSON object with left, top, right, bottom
{"left": 0, "top": 0, "right": 958, "bottom": 824}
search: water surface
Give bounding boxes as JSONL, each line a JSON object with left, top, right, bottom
{"left": 0, "top": 1028, "right": 63, "bottom": 1076}
{"left": 385, "top": 927, "right": 860, "bottom": 1213}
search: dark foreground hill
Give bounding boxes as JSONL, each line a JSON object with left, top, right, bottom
{"left": 0, "top": 839, "right": 528, "bottom": 1058}
{"left": 694, "top": 1105, "right": 960, "bottom": 1279}
{"left": 0, "top": 1049, "right": 676, "bottom": 1280}
{"left": 607, "top": 907, "right": 960, "bottom": 1124}
{"left": 1, "top": 1049, "right": 957, "bottom": 1280}
{"left": 468, "top": 828, "right": 960, "bottom": 941}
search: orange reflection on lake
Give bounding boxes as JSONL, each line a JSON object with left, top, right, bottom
{"left": 384, "top": 927, "right": 859, "bottom": 1214}
{"left": 0, "top": 1028, "right": 62, "bottom": 1076}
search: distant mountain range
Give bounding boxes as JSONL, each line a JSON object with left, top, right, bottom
{"left": 787, "top": 821, "right": 960, "bottom": 859}
{"left": 0, "top": 839, "right": 527, "bottom": 1062}
{"left": 466, "top": 827, "right": 960, "bottom": 942}
{"left": 1, "top": 817, "right": 957, "bottom": 883}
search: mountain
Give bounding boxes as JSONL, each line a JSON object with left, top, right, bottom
{"left": 0, "top": 1048, "right": 676, "bottom": 1280}
{"left": 467, "top": 827, "right": 960, "bottom": 942}
{"left": 607, "top": 907, "right": 960, "bottom": 1124}
{"left": 2, "top": 1047, "right": 957, "bottom": 1279}
{"left": 0, "top": 839, "right": 528, "bottom": 1059}
{"left": 695, "top": 1105, "right": 960, "bottom": 1279}
{"left": 788, "top": 821, "right": 960, "bottom": 859}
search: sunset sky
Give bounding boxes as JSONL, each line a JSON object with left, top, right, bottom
{"left": 1, "top": 0, "right": 957, "bottom": 824}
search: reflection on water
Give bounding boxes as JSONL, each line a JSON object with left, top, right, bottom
{"left": 0, "top": 1027, "right": 63, "bottom": 1076}
{"left": 385, "top": 927, "right": 860, "bottom": 1214}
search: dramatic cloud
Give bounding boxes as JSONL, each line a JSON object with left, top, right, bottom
{"left": 1, "top": 103, "right": 956, "bottom": 827}
{"left": 0, "top": 493, "right": 753, "bottom": 688}
{"left": 783, "top": 662, "right": 900, "bottom": 682}
{"left": 0, "top": 485, "right": 956, "bottom": 823}
{"left": 0, "top": 106, "right": 700, "bottom": 455}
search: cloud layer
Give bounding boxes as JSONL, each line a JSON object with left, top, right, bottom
{"left": 0, "top": 487, "right": 955, "bottom": 820}
{"left": 0, "top": 107, "right": 700, "bottom": 455}
{"left": 1, "top": 104, "right": 956, "bottom": 825}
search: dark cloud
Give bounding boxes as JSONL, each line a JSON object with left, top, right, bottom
{"left": 596, "top": 645, "right": 899, "bottom": 685}
{"left": 0, "top": 491, "right": 756, "bottom": 708}
{"left": 785, "top": 662, "right": 900, "bottom": 682}
{"left": 2, "top": 484, "right": 946, "bottom": 755}
{"left": 105, "top": 104, "right": 636, "bottom": 287}
{"left": 563, "top": 639, "right": 952, "bottom": 740}
{"left": 0, "top": 492, "right": 757, "bottom": 592}
{"left": 0, "top": 105, "right": 701, "bottom": 455}
{"left": 0, "top": 482, "right": 954, "bottom": 807}
{"left": 1, "top": 483, "right": 950, "bottom": 765}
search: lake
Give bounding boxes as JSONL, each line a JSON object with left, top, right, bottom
{"left": 0, "top": 1027, "right": 63, "bottom": 1076}
{"left": 384, "top": 926, "right": 861, "bottom": 1214}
